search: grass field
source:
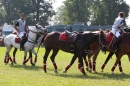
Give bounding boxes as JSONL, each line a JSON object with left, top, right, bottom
{"left": 0, "top": 47, "right": 130, "bottom": 86}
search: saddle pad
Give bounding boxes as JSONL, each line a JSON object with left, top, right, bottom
{"left": 15, "top": 37, "right": 20, "bottom": 43}
{"left": 59, "top": 32, "right": 68, "bottom": 42}
{"left": 106, "top": 32, "right": 113, "bottom": 43}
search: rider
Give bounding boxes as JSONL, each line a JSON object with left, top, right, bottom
{"left": 14, "top": 13, "right": 28, "bottom": 51}
{"left": 111, "top": 12, "right": 125, "bottom": 51}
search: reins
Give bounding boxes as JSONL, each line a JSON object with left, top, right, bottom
{"left": 98, "top": 33, "right": 107, "bottom": 49}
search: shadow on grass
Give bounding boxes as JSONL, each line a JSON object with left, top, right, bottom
{"left": 46, "top": 71, "right": 130, "bottom": 80}
{"left": 9, "top": 64, "right": 42, "bottom": 71}
{"left": 9, "top": 64, "right": 63, "bottom": 72}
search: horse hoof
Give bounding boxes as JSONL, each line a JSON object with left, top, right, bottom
{"left": 89, "top": 70, "right": 92, "bottom": 73}
{"left": 44, "top": 70, "right": 47, "bottom": 73}
{"left": 94, "top": 71, "right": 97, "bottom": 73}
{"left": 54, "top": 69, "right": 58, "bottom": 73}
{"left": 122, "top": 72, "right": 125, "bottom": 74}
{"left": 14, "top": 62, "right": 17, "bottom": 64}
{"left": 23, "top": 63, "right": 26, "bottom": 66}
{"left": 86, "top": 68, "right": 89, "bottom": 71}
{"left": 101, "top": 70, "right": 103, "bottom": 72}
{"left": 63, "top": 70, "right": 66, "bottom": 73}
{"left": 11, "top": 63, "right": 13, "bottom": 65}
{"left": 83, "top": 73, "right": 87, "bottom": 75}
{"left": 32, "top": 63, "right": 35, "bottom": 66}
{"left": 5, "top": 63, "right": 8, "bottom": 65}
{"left": 111, "top": 72, "right": 114, "bottom": 75}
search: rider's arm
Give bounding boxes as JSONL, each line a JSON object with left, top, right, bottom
{"left": 14, "top": 21, "right": 20, "bottom": 34}
{"left": 119, "top": 20, "right": 125, "bottom": 28}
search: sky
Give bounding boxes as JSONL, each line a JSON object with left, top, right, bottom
{"left": 52, "top": 0, "right": 130, "bottom": 26}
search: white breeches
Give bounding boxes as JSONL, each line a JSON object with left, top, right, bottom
{"left": 111, "top": 28, "right": 120, "bottom": 38}
{"left": 18, "top": 32, "right": 25, "bottom": 38}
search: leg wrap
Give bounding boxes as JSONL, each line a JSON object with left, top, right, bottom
{"left": 81, "top": 67, "right": 85, "bottom": 74}
{"left": 78, "top": 61, "right": 81, "bottom": 69}
{"left": 53, "top": 62, "right": 57, "bottom": 70}
{"left": 93, "top": 62, "right": 96, "bottom": 71}
{"left": 101, "top": 63, "right": 106, "bottom": 70}
{"left": 4, "top": 56, "right": 7, "bottom": 63}
{"left": 34, "top": 57, "right": 37, "bottom": 63}
{"left": 65, "top": 65, "right": 71, "bottom": 71}
{"left": 30, "top": 58, "right": 33, "bottom": 64}
{"left": 43, "top": 62, "right": 47, "bottom": 72}
{"left": 13, "top": 57, "right": 17, "bottom": 64}
{"left": 111, "top": 65, "right": 116, "bottom": 71}
{"left": 119, "top": 66, "right": 123, "bottom": 72}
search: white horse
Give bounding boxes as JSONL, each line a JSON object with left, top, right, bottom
{"left": 3, "top": 24, "right": 48, "bottom": 66}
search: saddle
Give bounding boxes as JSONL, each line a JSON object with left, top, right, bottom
{"left": 59, "top": 30, "right": 77, "bottom": 42}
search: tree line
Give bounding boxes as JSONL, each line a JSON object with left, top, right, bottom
{"left": 55, "top": 0, "right": 129, "bottom": 26}
{"left": 0, "top": 0, "right": 129, "bottom": 26}
{"left": 0, "top": 0, "right": 55, "bottom": 26}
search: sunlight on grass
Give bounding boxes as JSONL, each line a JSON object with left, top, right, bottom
{"left": 0, "top": 47, "right": 130, "bottom": 86}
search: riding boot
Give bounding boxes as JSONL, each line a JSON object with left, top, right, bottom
{"left": 112, "top": 36, "right": 122, "bottom": 52}
{"left": 70, "top": 44, "right": 74, "bottom": 51}
{"left": 20, "top": 36, "right": 26, "bottom": 51}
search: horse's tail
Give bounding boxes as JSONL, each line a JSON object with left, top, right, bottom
{"left": 36, "top": 33, "right": 48, "bottom": 53}
{"left": 0, "top": 36, "right": 5, "bottom": 42}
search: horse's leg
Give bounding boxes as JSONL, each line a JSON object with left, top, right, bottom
{"left": 30, "top": 49, "right": 38, "bottom": 66}
{"left": 50, "top": 47, "right": 59, "bottom": 73}
{"left": 13, "top": 48, "right": 17, "bottom": 64}
{"left": 43, "top": 48, "right": 51, "bottom": 73}
{"left": 29, "top": 51, "right": 34, "bottom": 66}
{"left": 63, "top": 55, "right": 78, "bottom": 73}
{"left": 111, "top": 53, "right": 123, "bottom": 74}
{"left": 115, "top": 53, "right": 124, "bottom": 74}
{"left": 78, "top": 54, "right": 86, "bottom": 75}
{"left": 4, "top": 46, "right": 13, "bottom": 65}
{"left": 82, "top": 53, "right": 89, "bottom": 71}
{"left": 101, "top": 52, "right": 114, "bottom": 72}
{"left": 92, "top": 51, "right": 100, "bottom": 73}
{"left": 88, "top": 53, "right": 93, "bottom": 73}
{"left": 23, "top": 51, "right": 28, "bottom": 65}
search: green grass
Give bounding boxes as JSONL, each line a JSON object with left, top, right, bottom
{"left": 0, "top": 47, "right": 130, "bottom": 86}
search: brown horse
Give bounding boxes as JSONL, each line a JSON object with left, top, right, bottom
{"left": 42, "top": 30, "right": 106, "bottom": 75}
{"left": 82, "top": 29, "right": 130, "bottom": 74}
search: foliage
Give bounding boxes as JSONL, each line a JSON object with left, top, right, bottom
{"left": 0, "top": 47, "right": 130, "bottom": 86}
{"left": 55, "top": 0, "right": 129, "bottom": 26}
{"left": 61, "top": 0, "right": 91, "bottom": 25}
{"left": 89, "top": 0, "right": 129, "bottom": 25}
{"left": 0, "top": 0, "right": 55, "bottom": 26}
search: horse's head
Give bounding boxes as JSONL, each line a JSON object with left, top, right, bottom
{"left": 99, "top": 29, "right": 107, "bottom": 54}
{"left": 35, "top": 24, "right": 48, "bottom": 35}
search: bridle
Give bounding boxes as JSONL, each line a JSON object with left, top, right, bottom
{"left": 98, "top": 32, "right": 107, "bottom": 50}
{"left": 27, "top": 27, "right": 47, "bottom": 43}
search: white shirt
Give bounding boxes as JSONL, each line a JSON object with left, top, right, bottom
{"left": 112, "top": 17, "right": 124, "bottom": 29}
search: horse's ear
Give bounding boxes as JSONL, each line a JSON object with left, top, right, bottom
{"left": 98, "top": 28, "right": 102, "bottom": 31}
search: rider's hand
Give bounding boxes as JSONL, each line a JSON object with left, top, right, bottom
{"left": 17, "top": 31, "right": 20, "bottom": 34}
{"left": 118, "top": 27, "right": 120, "bottom": 29}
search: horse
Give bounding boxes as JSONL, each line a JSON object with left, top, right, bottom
{"left": 81, "top": 28, "right": 130, "bottom": 74}
{"left": 10, "top": 34, "right": 43, "bottom": 65}
{"left": 3, "top": 24, "right": 48, "bottom": 66}
{"left": 42, "top": 29, "right": 106, "bottom": 75}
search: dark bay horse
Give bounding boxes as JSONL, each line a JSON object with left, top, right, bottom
{"left": 42, "top": 30, "right": 106, "bottom": 75}
{"left": 82, "top": 29, "right": 130, "bottom": 74}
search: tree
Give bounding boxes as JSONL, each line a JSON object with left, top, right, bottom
{"left": 90, "top": 0, "right": 130, "bottom": 26}
{"left": 0, "top": 0, "right": 55, "bottom": 25}
{"left": 31, "top": 0, "right": 55, "bottom": 25}
{"left": 62, "top": 0, "right": 91, "bottom": 25}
